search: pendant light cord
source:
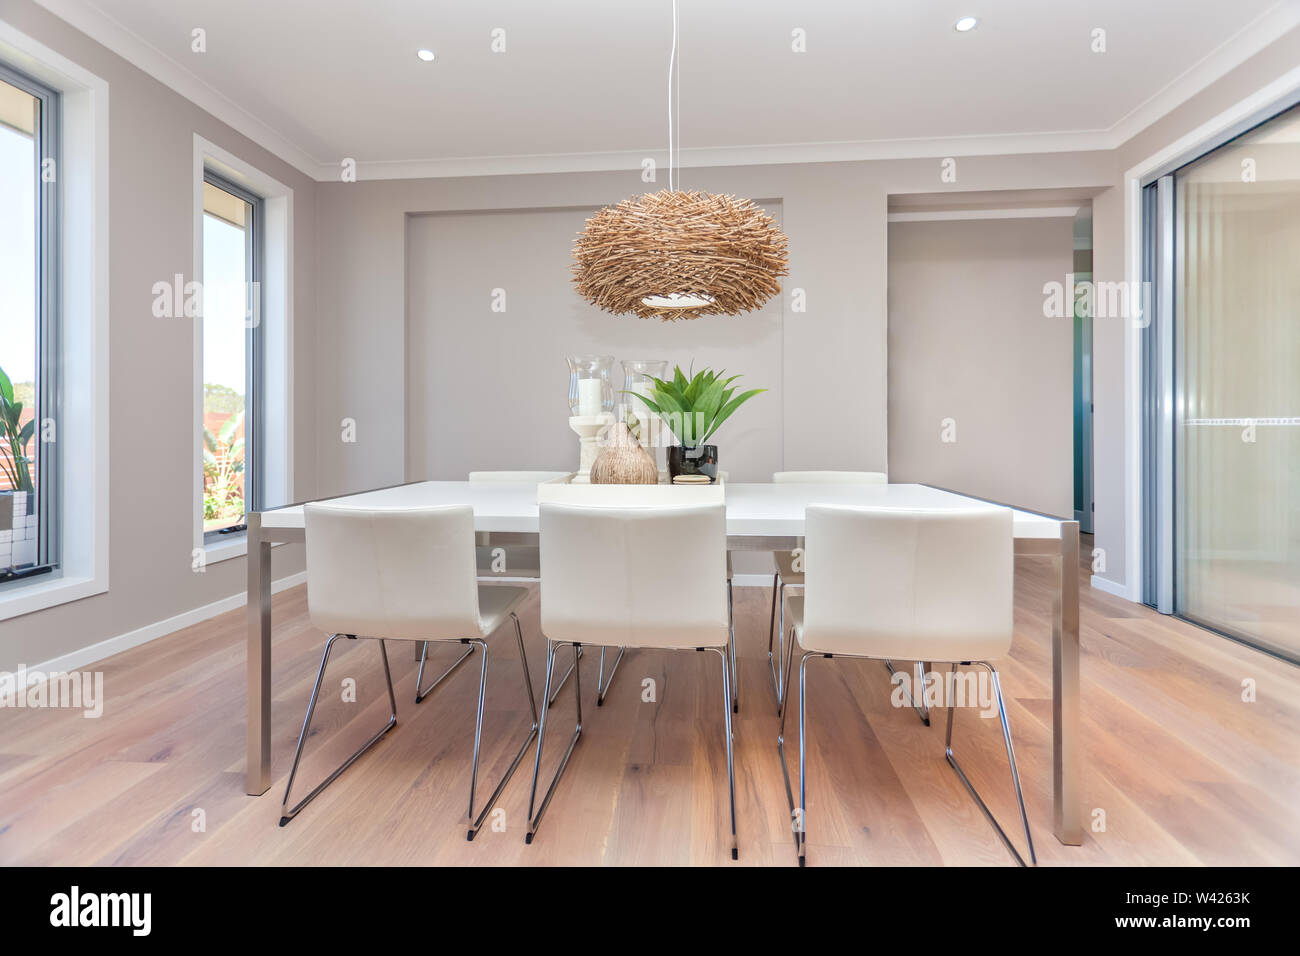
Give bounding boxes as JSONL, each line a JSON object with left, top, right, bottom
{"left": 667, "top": 0, "right": 679, "bottom": 192}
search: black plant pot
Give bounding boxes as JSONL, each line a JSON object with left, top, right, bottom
{"left": 667, "top": 444, "right": 719, "bottom": 482}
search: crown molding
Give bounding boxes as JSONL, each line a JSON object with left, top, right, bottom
{"left": 32, "top": 0, "right": 1300, "bottom": 183}
{"left": 1102, "top": 0, "right": 1300, "bottom": 150}
{"left": 31, "top": 0, "right": 324, "bottom": 179}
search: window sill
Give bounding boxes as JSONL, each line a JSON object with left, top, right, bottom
{"left": 202, "top": 531, "right": 288, "bottom": 566}
{"left": 0, "top": 569, "right": 106, "bottom": 622}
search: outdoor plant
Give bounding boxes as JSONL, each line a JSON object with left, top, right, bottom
{"left": 203, "top": 411, "right": 246, "bottom": 524}
{"left": 0, "top": 364, "right": 34, "bottom": 494}
{"left": 626, "top": 364, "right": 765, "bottom": 449}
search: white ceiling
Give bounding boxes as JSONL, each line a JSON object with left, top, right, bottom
{"left": 33, "top": 0, "right": 1300, "bottom": 179}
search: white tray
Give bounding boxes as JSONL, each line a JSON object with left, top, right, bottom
{"left": 538, "top": 473, "right": 725, "bottom": 506}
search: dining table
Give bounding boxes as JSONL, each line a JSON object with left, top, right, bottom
{"left": 244, "top": 479, "right": 1082, "bottom": 846}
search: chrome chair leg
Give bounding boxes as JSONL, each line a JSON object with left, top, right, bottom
{"left": 776, "top": 637, "right": 811, "bottom": 862}
{"left": 767, "top": 576, "right": 787, "bottom": 712}
{"left": 526, "top": 641, "right": 584, "bottom": 844}
{"left": 796, "top": 650, "right": 813, "bottom": 867}
{"left": 280, "top": 634, "right": 398, "bottom": 826}
{"left": 727, "top": 579, "right": 739, "bottom": 714}
{"left": 466, "top": 612, "right": 542, "bottom": 841}
{"left": 415, "top": 639, "right": 476, "bottom": 704}
{"left": 548, "top": 643, "right": 583, "bottom": 706}
{"left": 883, "top": 658, "right": 931, "bottom": 725}
{"left": 464, "top": 637, "right": 490, "bottom": 831}
{"left": 595, "top": 645, "right": 626, "bottom": 706}
{"left": 766, "top": 572, "right": 779, "bottom": 699}
{"left": 943, "top": 662, "right": 1038, "bottom": 866}
{"left": 704, "top": 645, "right": 738, "bottom": 860}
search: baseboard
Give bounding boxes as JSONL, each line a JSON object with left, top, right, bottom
{"left": 29, "top": 571, "right": 307, "bottom": 675}
{"left": 731, "top": 573, "right": 777, "bottom": 588}
{"left": 1090, "top": 574, "right": 1135, "bottom": 601}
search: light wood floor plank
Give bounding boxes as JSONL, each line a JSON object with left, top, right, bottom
{"left": 1, "top": 535, "right": 1296, "bottom": 866}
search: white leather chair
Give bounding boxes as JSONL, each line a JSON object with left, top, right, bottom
{"left": 467, "top": 470, "right": 586, "bottom": 705}
{"left": 777, "top": 504, "right": 1035, "bottom": 866}
{"left": 281, "top": 502, "right": 539, "bottom": 841}
{"left": 525, "top": 501, "right": 738, "bottom": 859}
{"left": 767, "top": 471, "right": 891, "bottom": 715}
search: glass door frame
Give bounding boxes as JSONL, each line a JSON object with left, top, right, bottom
{"left": 1140, "top": 91, "right": 1300, "bottom": 663}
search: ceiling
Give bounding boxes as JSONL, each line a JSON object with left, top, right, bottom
{"left": 33, "top": 0, "right": 1300, "bottom": 180}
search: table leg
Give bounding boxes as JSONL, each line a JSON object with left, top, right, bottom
{"left": 1052, "top": 520, "right": 1082, "bottom": 844}
{"left": 247, "top": 512, "right": 273, "bottom": 795}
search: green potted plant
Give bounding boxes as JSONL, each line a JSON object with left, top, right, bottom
{"left": 626, "top": 364, "right": 764, "bottom": 482}
{"left": 1, "top": 364, "right": 36, "bottom": 575}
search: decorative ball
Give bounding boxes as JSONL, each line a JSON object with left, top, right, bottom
{"left": 591, "top": 423, "right": 659, "bottom": 484}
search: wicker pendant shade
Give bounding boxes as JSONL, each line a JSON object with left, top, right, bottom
{"left": 572, "top": 188, "right": 789, "bottom": 321}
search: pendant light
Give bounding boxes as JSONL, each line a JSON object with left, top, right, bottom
{"left": 572, "top": 0, "right": 789, "bottom": 321}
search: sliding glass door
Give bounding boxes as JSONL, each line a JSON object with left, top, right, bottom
{"left": 1170, "top": 102, "right": 1300, "bottom": 661}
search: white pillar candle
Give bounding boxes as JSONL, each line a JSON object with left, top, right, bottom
{"left": 578, "top": 377, "right": 603, "bottom": 417}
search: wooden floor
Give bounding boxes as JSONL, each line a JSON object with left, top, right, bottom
{"left": 2, "top": 536, "right": 1297, "bottom": 866}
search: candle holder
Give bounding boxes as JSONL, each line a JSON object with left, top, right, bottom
{"left": 620, "top": 358, "right": 669, "bottom": 476}
{"left": 567, "top": 355, "right": 615, "bottom": 482}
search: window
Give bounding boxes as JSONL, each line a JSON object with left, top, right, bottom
{"left": 0, "top": 62, "right": 57, "bottom": 584}
{"left": 200, "top": 172, "right": 262, "bottom": 540}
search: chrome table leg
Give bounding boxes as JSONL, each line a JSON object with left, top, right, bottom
{"left": 246, "top": 512, "right": 272, "bottom": 795}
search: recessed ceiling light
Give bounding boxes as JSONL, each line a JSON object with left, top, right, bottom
{"left": 954, "top": 16, "right": 979, "bottom": 32}
{"left": 416, "top": 48, "right": 436, "bottom": 62}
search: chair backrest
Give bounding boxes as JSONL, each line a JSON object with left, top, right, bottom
{"left": 773, "top": 470, "right": 887, "bottom": 484}
{"left": 802, "top": 505, "right": 1013, "bottom": 662}
{"left": 539, "top": 502, "right": 729, "bottom": 649}
{"left": 469, "top": 471, "right": 569, "bottom": 483}
{"left": 304, "top": 502, "right": 481, "bottom": 642}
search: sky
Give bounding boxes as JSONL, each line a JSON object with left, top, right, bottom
{"left": 0, "top": 122, "right": 36, "bottom": 386}
{"left": 1, "top": 118, "right": 248, "bottom": 397}
{"left": 202, "top": 211, "right": 248, "bottom": 394}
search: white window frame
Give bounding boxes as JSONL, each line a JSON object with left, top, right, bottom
{"left": 192, "top": 135, "right": 294, "bottom": 564}
{"left": 0, "top": 21, "right": 109, "bottom": 621}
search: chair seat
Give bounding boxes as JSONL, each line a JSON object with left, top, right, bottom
{"left": 784, "top": 595, "right": 1005, "bottom": 662}
{"left": 774, "top": 550, "right": 804, "bottom": 584}
{"left": 476, "top": 585, "right": 531, "bottom": 635}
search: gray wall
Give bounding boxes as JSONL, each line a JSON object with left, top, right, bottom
{"left": 887, "top": 216, "right": 1075, "bottom": 517}
{"left": 405, "top": 205, "right": 784, "bottom": 482}
{"left": 0, "top": 0, "right": 316, "bottom": 671}
{"left": 316, "top": 163, "right": 892, "bottom": 496}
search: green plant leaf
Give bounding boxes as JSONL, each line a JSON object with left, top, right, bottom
{"left": 704, "top": 388, "right": 766, "bottom": 441}
{"left": 695, "top": 377, "right": 727, "bottom": 436}
{"left": 0, "top": 366, "right": 12, "bottom": 406}
{"left": 623, "top": 391, "right": 663, "bottom": 417}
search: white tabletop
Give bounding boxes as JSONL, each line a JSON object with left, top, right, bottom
{"left": 261, "top": 481, "right": 1062, "bottom": 539}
